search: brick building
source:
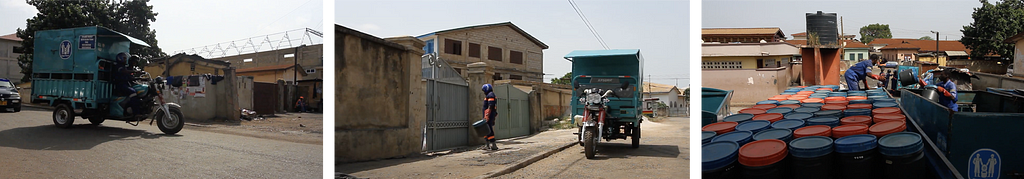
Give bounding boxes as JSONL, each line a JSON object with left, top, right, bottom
{"left": 417, "top": 22, "right": 548, "bottom": 82}
{"left": 214, "top": 44, "right": 324, "bottom": 81}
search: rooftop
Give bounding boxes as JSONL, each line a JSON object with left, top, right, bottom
{"left": 0, "top": 33, "right": 22, "bottom": 42}
{"left": 419, "top": 22, "right": 548, "bottom": 49}
{"left": 702, "top": 27, "right": 785, "bottom": 37}
{"left": 236, "top": 64, "right": 305, "bottom": 74}
{"left": 642, "top": 82, "right": 679, "bottom": 94}
{"left": 869, "top": 38, "right": 966, "bottom": 52}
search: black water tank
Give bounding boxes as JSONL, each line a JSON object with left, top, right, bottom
{"left": 806, "top": 11, "right": 838, "bottom": 45}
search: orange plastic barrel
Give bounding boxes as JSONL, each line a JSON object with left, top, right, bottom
{"left": 797, "top": 91, "right": 815, "bottom": 95}
{"left": 801, "top": 98, "right": 824, "bottom": 104}
{"left": 738, "top": 139, "right": 788, "bottom": 168}
{"left": 825, "top": 100, "right": 850, "bottom": 106}
{"left": 868, "top": 120, "right": 906, "bottom": 137}
{"left": 753, "top": 113, "right": 785, "bottom": 123}
{"left": 847, "top": 103, "right": 873, "bottom": 109}
{"left": 793, "top": 125, "right": 832, "bottom": 138}
{"left": 768, "top": 96, "right": 789, "bottom": 101}
{"left": 752, "top": 104, "right": 778, "bottom": 110}
{"left": 796, "top": 86, "right": 808, "bottom": 88}
{"left": 739, "top": 108, "right": 767, "bottom": 115}
{"left": 840, "top": 116, "right": 872, "bottom": 126}
{"left": 847, "top": 96, "right": 868, "bottom": 101}
{"left": 788, "top": 96, "right": 809, "bottom": 101}
{"left": 703, "top": 121, "right": 739, "bottom": 134}
{"left": 821, "top": 104, "right": 848, "bottom": 111}
{"left": 872, "top": 107, "right": 902, "bottom": 115}
{"left": 873, "top": 113, "right": 907, "bottom": 123}
{"left": 824, "top": 96, "right": 847, "bottom": 102}
{"left": 832, "top": 124, "right": 870, "bottom": 139}
{"left": 817, "top": 88, "right": 833, "bottom": 92}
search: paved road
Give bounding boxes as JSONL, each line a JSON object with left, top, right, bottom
{"left": 0, "top": 107, "right": 322, "bottom": 178}
{"left": 497, "top": 117, "right": 690, "bottom": 179}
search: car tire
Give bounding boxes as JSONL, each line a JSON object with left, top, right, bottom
{"left": 53, "top": 103, "right": 75, "bottom": 128}
{"left": 13, "top": 104, "right": 20, "bottom": 112}
{"left": 88, "top": 117, "right": 104, "bottom": 125}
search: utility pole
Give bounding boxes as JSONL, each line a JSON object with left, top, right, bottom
{"left": 840, "top": 16, "right": 844, "bottom": 42}
{"left": 931, "top": 31, "right": 939, "bottom": 62}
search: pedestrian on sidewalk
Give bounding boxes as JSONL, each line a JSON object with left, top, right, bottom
{"left": 482, "top": 84, "right": 499, "bottom": 150}
{"left": 295, "top": 96, "right": 308, "bottom": 112}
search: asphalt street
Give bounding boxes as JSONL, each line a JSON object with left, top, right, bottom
{"left": 0, "top": 107, "right": 322, "bottom": 178}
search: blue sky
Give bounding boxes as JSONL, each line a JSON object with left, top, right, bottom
{"left": 337, "top": 0, "right": 691, "bottom": 87}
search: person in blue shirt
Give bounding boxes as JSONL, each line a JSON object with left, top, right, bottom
{"left": 844, "top": 58, "right": 886, "bottom": 91}
{"left": 921, "top": 69, "right": 959, "bottom": 111}
{"left": 481, "top": 84, "right": 498, "bottom": 150}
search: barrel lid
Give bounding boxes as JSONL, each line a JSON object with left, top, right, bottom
{"left": 738, "top": 139, "right": 788, "bottom": 167}
{"left": 825, "top": 100, "right": 850, "bottom": 105}
{"left": 802, "top": 103, "right": 824, "bottom": 108}
{"left": 776, "top": 104, "right": 802, "bottom": 109}
{"left": 771, "top": 119, "right": 805, "bottom": 130}
{"left": 817, "top": 88, "right": 834, "bottom": 91}
{"left": 813, "top": 110, "right": 842, "bottom": 117}
{"left": 702, "top": 131, "right": 717, "bottom": 143}
{"left": 844, "top": 108, "right": 871, "bottom": 114}
{"left": 847, "top": 103, "right": 873, "bottom": 109}
{"left": 807, "top": 116, "right": 840, "bottom": 124}
{"left": 752, "top": 113, "right": 784, "bottom": 122}
{"left": 869, "top": 120, "right": 906, "bottom": 136}
{"left": 841, "top": 115, "right": 872, "bottom": 125}
{"left": 793, "top": 125, "right": 832, "bottom": 137}
{"left": 756, "top": 100, "right": 779, "bottom": 105}
{"left": 723, "top": 114, "right": 754, "bottom": 123}
{"left": 873, "top": 107, "right": 901, "bottom": 114}
{"left": 783, "top": 112, "right": 814, "bottom": 120}
{"left": 703, "top": 141, "right": 740, "bottom": 171}
{"left": 873, "top": 101, "right": 898, "bottom": 108}
{"left": 821, "top": 104, "right": 847, "bottom": 111}
{"left": 801, "top": 98, "right": 824, "bottom": 103}
{"left": 878, "top": 132, "right": 924, "bottom": 156}
{"left": 752, "top": 104, "right": 778, "bottom": 110}
{"left": 736, "top": 120, "right": 771, "bottom": 132}
{"left": 832, "top": 124, "right": 869, "bottom": 137}
{"left": 702, "top": 122, "right": 739, "bottom": 134}
{"left": 779, "top": 100, "right": 801, "bottom": 105}
{"left": 868, "top": 95, "right": 889, "bottom": 100}
{"left": 874, "top": 113, "right": 906, "bottom": 122}
{"left": 848, "top": 99, "right": 871, "bottom": 104}
{"left": 834, "top": 134, "right": 878, "bottom": 153}
{"left": 789, "top": 136, "right": 834, "bottom": 158}
{"left": 797, "top": 91, "right": 815, "bottom": 95}
{"left": 739, "top": 108, "right": 767, "bottom": 115}
{"left": 781, "top": 92, "right": 797, "bottom": 95}
{"left": 753, "top": 128, "right": 793, "bottom": 141}
{"left": 794, "top": 107, "right": 820, "bottom": 113}
{"left": 766, "top": 107, "right": 793, "bottom": 114}
{"left": 874, "top": 98, "right": 896, "bottom": 102}
{"left": 825, "top": 97, "right": 847, "bottom": 101}
{"left": 712, "top": 131, "right": 754, "bottom": 144}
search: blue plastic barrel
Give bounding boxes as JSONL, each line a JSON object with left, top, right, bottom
{"left": 712, "top": 131, "right": 754, "bottom": 146}
{"left": 843, "top": 108, "right": 872, "bottom": 117}
{"left": 735, "top": 120, "right": 771, "bottom": 134}
{"left": 873, "top": 98, "right": 896, "bottom": 103}
{"left": 848, "top": 99, "right": 872, "bottom": 104}
{"left": 771, "top": 119, "right": 806, "bottom": 131}
{"left": 873, "top": 101, "right": 898, "bottom": 109}
{"left": 794, "top": 107, "right": 820, "bottom": 113}
{"left": 703, "top": 141, "right": 741, "bottom": 179}
{"left": 878, "top": 132, "right": 925, "bottom": 179}
{"left": 813, "top": 110, "right": 843, "bottom": 119}
{"left": 766, "top": 107, "right": 793, "bottom": 115}
{"left": 789, "top": 136, "right": 835, "bottom": 179}
{"left": 703, "top": 131, "right": 717, "bottom": 144}
{"left": 835, "top": 134, "right": 880, "bottom": 179}
{"left": 806, "top": 116, "right": 841, "bottom": 127}
{"left": 801, "top": 103, "right": 825, "bottom": 108}
{"left": 757, "top": 100, "right": 780, "bottom": 105}
{"left": 723, "top": 113, "right": 754, "bottom": 123}
{"left": 781, "top": 92, "right": 798, "bottom": 95}
{"left": 753, "top": 128, "right": 794, "bottom": 142}
{"left": 779, "top": 100, "right": 801, "bottom": 105}
{"left": 783, "top": 112, "right": 814, "bottom": 121}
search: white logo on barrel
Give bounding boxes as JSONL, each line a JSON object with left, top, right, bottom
{"left": 968, "top": 148, "right": 1000, "bottom": 179}
{"left": 59, "top": 40, "right": 72, "bottom": 59}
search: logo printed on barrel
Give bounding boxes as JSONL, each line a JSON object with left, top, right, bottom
{"left": 968, "top": 148, "right": 1000, "bottom": 179}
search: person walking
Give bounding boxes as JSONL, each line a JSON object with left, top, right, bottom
{"left": 481, "top": 84, "right": 498, "bottom": 150}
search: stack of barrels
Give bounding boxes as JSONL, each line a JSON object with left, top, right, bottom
{"left": 703, "top": 86, "right": 926, "bottom": 179}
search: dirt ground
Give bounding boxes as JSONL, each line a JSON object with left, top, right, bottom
{"left": 185, "top": 112, "right": 323, "bottom": 145}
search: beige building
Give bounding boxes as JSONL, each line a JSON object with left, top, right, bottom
{"left": 1006, "top": 32, "right": 1024, "bottom": 77}
{"left": 214, "top": 44, "right": 324, "bottom": 81}
{"left": 0, "top": 33, "right": 23, "bottom": 82}
{"left": 703, "top": 42, "right": 800, "bottom": 105}
{"left": 235, "top": 64, "right": 307, "bottom": 83}
{"left": 702, "top": 27, "right": 786, "bottom": 43}
{"left": 417, "top": 22, "right": 548, "bottom": 82}
{"left": 145, "top": 53, "right": 232, "bottom": 77}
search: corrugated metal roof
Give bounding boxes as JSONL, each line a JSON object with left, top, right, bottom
{"left": 702, "top": 28, "right": 782, "bottom": 35}
{"left": 946, "top": 51, "right": 968, "bottom": 56}
{"left": 0, "top": 33, "right": 22, "bottom": 42}
{"left": 564, "top": 49, "right": 640, "bottom": 59}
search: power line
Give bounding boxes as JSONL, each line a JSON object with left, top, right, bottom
{"left": 568, "top": 0, "right": 609, "bottom": 50}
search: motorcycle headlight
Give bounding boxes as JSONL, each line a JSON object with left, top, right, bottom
{"left": 587, "top": 93, "right": 601, "bottom": 104}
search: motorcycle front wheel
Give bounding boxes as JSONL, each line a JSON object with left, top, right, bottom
{"left": 584, "top": 128, "right": 597, "bottom": 159}
{"left": 156, "top": 106, "right": 184, "bottom": 135}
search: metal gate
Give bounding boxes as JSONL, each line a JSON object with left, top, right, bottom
{"left": 423, "top": 54, "right": 470, "bottom": 151}
{"left": 252, "top": 82, "right": 278, "bottom": 115}
{"left": 494, "top": 84, "right": 530, "bottom": 139}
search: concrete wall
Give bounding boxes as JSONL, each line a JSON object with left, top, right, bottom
{"left": 801, "top": 47, "right": 842, "bottom": 85}
{"left": 421, "top": 25, "right": 545, "bottom": 82}
{"left": 972, "top": 72, "right": 1024, "bottom": 90}
{"left": 703, "top": 68, "right": 791, "bottom": 105}
{"left": 337, "top": 25, "right": 426, "bottom": 163}
{"left": 1015, "top": 39, "right": 1024, "bottom": 77}
{"left": 214, "top": 44, "right": 324, "bottom": 80}
{"left": 161, "top": 73, "right": 239, "bottom": 121}
{"left": 236, "top": 76, "right": 254, "bottom": 110}
{"left": 0, "top": 39, "right": 23, "bottom": 81}
{"left": 237, "top": 69, "right": 302, "bottom": 83}
{"left": 947, "top": 59, "right": 1008, "bottom": 74}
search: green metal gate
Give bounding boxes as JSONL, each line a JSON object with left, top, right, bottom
{"left": 494, "top": 84, "right": 530, "bottom": 139}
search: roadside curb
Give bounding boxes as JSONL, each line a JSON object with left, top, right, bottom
{"left": 474, "top": 141, "right": 579, "bottom": 179}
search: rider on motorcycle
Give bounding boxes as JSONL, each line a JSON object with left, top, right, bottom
{"left": 111, "top": 53, "right": 143, "bottom": 116}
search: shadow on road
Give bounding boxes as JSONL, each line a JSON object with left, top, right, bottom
{"left": 336, "top": 155, "right": 434, "bottom": 175}
{"left": 0, "top": 124, "right": 178, "bottom": 151}
{"left": 591, "top": 143, "right": 680, "bottom": 160}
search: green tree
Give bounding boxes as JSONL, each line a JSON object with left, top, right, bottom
{"left": 859, "top": 23, "right": 892, "bottom": 44}
{"left": 550, "top": 72, "right": 572, "bottom": 85}
{"left": 919, "top": 36, "right": 934, "bottom": 40}
{"left": 961, "top": 0, "right": 1024, "bottom": 60}
{"left": 15, "top": 0, "right": 165, "bottom": 82}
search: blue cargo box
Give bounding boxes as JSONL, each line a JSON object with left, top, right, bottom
{"left": 30, "top": 26, "right": 149, "bottom": 109}
{"left": 701, "top": 87, "right": 732, "bottom": 126}
{"left": 564, "top": 49, "right": 643, "bottom": 125}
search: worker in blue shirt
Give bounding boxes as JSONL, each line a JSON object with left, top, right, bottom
{"left": 844, "top": 58, "right": 886, "bottom": 91}
{"left": 920, "top": 69, "right": 959, "bottom": 111}
{"left": 481, "top": 84, "right": 499, "bottom": 150}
